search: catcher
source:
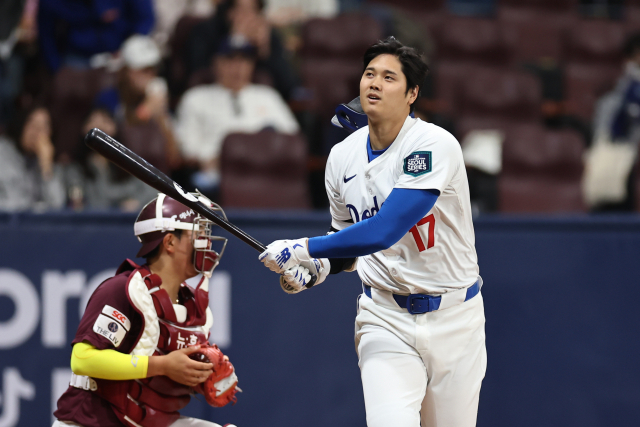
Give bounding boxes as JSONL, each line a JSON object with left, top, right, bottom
{"left": 53, "top": 193, "right": 240, "bottom": 427}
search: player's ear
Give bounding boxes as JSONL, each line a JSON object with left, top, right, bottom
{"left": 162, "top": 232, "right": 176, "bottom": 255}
{"left": 407, "top": 85, "right": 419, "bottom": 106}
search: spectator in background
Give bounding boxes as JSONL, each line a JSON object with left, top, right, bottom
{"left": 583, "top": 33, "right": 640, "bottom": 212}
{"left": 151, "top": 0, "right": 214, "bottom": 56}
{"left": 366, "top": 5, "right": 434, "bottom": 69}
{"left": 0, "top": 0, "right": 38, "bottom": 127}
{"left": 38, "top": 0, "right": 154, "bottom": 73}
{"left": 263, "top": 0, "right": 338, "bottom": 26}
{"left": 186, "top": 0, "right": 300, "bottom": 101}
{"left": 261, "top": 0, "right": 338, "bottom": 57}
{"left": 0, "top": 105, "right": 66, "bottom": 211}
{"left": 176, "top": 37, "right": 299, "bottom": 199}
{"left": 73, "top": 108, "right": 157, "bottom": 211}
{"left": 96, "top": 35, "right": 181, "bottom": 176}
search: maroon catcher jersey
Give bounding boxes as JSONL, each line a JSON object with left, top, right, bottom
{"left": 54, "top": 269, "right": 143, "bottom": 427}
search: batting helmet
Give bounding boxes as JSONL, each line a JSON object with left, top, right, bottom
{"left": 331, "top": 96, "right": 416, "bottom": 134}
{"left": 331, "top": 96, "right": 368, "bottom": 133}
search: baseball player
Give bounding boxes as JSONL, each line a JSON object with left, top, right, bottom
{"left": 53, "top": 193, "right": 239, "bottom": 427}
{"left": 259, "top": 37, "right": 486, "bottom": 427}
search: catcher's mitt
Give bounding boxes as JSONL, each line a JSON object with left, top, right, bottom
{"left": 190, "top": 344, "right": 239, "bottom": 407}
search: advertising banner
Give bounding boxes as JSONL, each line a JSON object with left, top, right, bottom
{"left": 1, "top": 213, "right": 640, "bottom": 427}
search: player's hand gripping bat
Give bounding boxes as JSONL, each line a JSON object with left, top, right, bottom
{"left": 84, "top": 128, "right": 317, "bottom": 287}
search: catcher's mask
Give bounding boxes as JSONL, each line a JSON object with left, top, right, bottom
{"left": 331, "top": 96, "right": 416, "bottom": 134}
{"left": 134, "top": 192, "right": 228, "bottom": 276}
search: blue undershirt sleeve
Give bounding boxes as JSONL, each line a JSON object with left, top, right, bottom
{"left": 308, "top": 188, "right": 439, "bottom": 259}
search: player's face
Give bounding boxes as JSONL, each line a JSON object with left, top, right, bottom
{"left": 360, "top": 54, "right": 417, "bottom": 123}
{"left": 173, "top": 230, "right": 199, "bottom": 279}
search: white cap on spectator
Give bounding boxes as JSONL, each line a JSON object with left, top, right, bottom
{"left": 121, "top": 35, "right": 161, "bottom": 69}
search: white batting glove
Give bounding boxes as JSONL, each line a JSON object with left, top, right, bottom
{"left": 280, "top": 258, "right": 330, "bottom": 294}
{"left": 259, "top": 238, "right": 312, "bottom": 274}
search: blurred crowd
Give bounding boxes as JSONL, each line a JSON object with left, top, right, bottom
{"left": 0, "top": 0, "right": 638, "bottom": 213}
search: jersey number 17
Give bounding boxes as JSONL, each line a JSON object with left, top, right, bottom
{"left": 409, "top": 214, "right": 435, "bottom": 251}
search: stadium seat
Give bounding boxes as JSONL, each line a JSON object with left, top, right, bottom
{"left": 50, "top": 67, "right": 114, "bottom": 162}
{"left": 301, "top": 13, "right": 382, "bottom": 58}
{"left": 368, "top": 0, "right": 445, "bottom": 13}
{"left": 564, "top": 63, "right": 620, "bottom": 121}
{"left": 437, "top": 17, "right": 511, "bottom": 65}
{"left": 458, "top": 66, "right": 541, "bottom": 120}
{"left": 300, "top": 58, "right": 362, "bottom": 120}
{"left": 498, "top": 9, "right": 566, "bottom": 64}
{"left": 167, "top": 16, "right": 208, "bottom": 106}
{"left": 299, "top": 13, "right": 382, "bottom": 121}
{"left": 627, "top": 6, "right": 640, "bottom": 34}
{"left": 432, "top": 60, "right": 469, "bottom": 115}
{"left": 498, "top": 0, "right": 577, "bottom": 12}
{"left": 415, "top": 9, "right": 446, "bottom": 48}
{"left": 220, "top": 130, "right": 311, "bottom": 209}
{"left": 564, "top": 19, "right": 626, "bottom": 66}
{"left": 499, "top": 124, "right": 586, "bottom": 212}
{"left": 119, "top": 121, "right": 170, "bottom": 175}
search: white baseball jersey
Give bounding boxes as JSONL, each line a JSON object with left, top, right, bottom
{"left": 326, "top": 116, "right": 479, "bottom": 295}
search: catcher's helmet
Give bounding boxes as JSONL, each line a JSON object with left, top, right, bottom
{"left": 331, "top": 96, "right": 416, "bottom": 134}
{"left": 134, "top": 193, "right": 227, "bottom": 275}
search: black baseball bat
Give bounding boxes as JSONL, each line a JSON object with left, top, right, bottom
{"left": 84, "top": 128, "right": 317, "bottom": 287}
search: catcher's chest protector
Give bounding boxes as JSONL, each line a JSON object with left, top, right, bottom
{"left": 94, "top": 260, "right": 213, "bottom": 427}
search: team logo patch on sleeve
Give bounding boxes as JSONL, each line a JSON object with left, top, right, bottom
{"left": 92, "top": 305, "right": 130, "bottom": 347}
{"left": 403, "top": 151, "right": 432, "bottom": 176}
{"left": 93, "top": 314, "right": 127, "bottom": 347}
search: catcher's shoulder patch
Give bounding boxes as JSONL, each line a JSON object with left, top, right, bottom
{"left": 93, "top": 313, "right": 127, "bottom": 347}
{"left": 403, "top": 151, "right": 432, "bottom": 176}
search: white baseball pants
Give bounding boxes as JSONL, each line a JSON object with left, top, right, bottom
{"left": 355, "top": 288, "right": 487, "bottom": 427}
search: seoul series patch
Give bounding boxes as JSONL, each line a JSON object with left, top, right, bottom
{"left": 403, "top": 151, "right": 432, "bottom": 176}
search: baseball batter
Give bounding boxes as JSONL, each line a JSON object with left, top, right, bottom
{"left": 259, "top": 37, "right": 486, "bottom": 427}
{"left": 53, "top": 193, "right": 239, "bottom": 427}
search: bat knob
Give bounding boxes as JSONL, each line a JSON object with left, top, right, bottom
{"left": 84, "top": 127, "right": 106, "bottom": 148}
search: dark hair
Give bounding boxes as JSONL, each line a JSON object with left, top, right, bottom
{"left": 362, "top": 37, "right": 429, "bottom": 113}
{"left": 220, "top": 0, "right": 266, "bottom": 16}
{"left": 6, "top": 103, "right": 51, "bottom": 150}
{"left": 144, "top": 230, "right": 184, "bottom": 263}
{"left": 623, "top": 32, "right": 640, "bottom": 59}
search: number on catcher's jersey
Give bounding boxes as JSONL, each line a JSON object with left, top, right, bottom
{"left": 410, "top": 214, "right": 435, "bottom": 252}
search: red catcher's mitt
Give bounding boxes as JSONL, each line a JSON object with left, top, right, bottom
{"left": 190, "top": 344, "right": 239, "bottom": 407}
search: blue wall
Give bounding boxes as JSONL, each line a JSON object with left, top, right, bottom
{"left": 0, "top": 212, "right": 639, "bottom": 427}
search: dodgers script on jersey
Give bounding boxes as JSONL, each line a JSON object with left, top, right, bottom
{"left": 326, "top": 117, "right": 479, "bottom": 294}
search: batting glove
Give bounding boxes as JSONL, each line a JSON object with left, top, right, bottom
{"left": 280, "top": 258, "right": 330, "bottom": 294}
{"left": 259, "top": 238, "right": 312, "bottom": 274}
